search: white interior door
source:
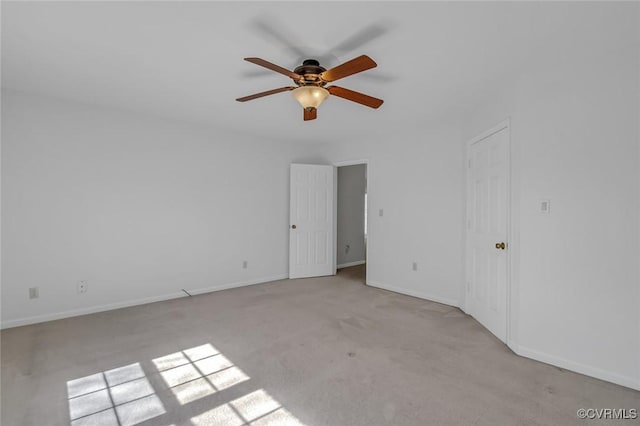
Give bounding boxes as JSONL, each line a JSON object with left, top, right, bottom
{"left": 466, "top": 124, "right": 509, "bottom": 342}
{"left": 289, "top": 164, "right": 336, "bottom": 279}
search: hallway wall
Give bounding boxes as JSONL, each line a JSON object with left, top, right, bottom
{"left": 337, "top": 164, "right": 367, "bottom": 268}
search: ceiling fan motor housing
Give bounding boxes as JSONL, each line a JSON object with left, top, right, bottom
{"left": 294, "top": 59, "right": 326, "bottom": 85}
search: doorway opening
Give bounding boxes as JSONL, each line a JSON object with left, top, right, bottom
{"left": 335, "top": 161, "right": 368, "bottom": 284}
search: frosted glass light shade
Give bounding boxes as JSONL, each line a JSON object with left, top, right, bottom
{"left": 291, "top": 86, "right": 329, "bottom": 109}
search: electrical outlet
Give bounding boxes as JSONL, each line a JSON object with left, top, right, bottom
{"left": 412, "top": 262, "right": 418, "bottom": 271}
{"left": 540, "top": 199, "right": 551, "bottom": 214}
{"left": 242, "top": 260, "right": 248, "bottom": 269}
{"left": 77, "top": 281, "right": 88, "bottom": 294}
{"left": 379, "top": 209, "right": 384, "bottom": 217}
{"left": 345, "top": 244, "right": 350, "bottom": 254}
{"left": 29, "top": 287, "right": 39, "bottom": 299}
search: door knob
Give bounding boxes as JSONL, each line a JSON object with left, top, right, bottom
{"left": 495, "top": 242, "right": 506, "bottom": 250}
{"left": 291, "top": 225, "right": 297, "bottom": 229}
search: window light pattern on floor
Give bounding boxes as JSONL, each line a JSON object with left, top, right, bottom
{"left": 191, "top": 389, "right": 304, "bottom": 426}
{"left": 67, "top": 362, "right": 165, "bottom": 426}
{"left": 66, "top": 343, "right": 305, "bottom": 425}
{"left": 152, "top": 343, "right": 249, "bottom": 405}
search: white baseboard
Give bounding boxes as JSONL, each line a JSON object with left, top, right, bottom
{"left": 367, "top": 280, "right": 460, "bottom": 308}
{"left": 1, "top": 292, "right": 185, "bottom": 329}
{"left": 1, "top": 274, "right": 289, "bottom": 329}
{"left": 391, "top": 285, "right": 639, "bottom": 391}
{"left": 5, "top": 274, "right": 637, "bottom": 392}
{"left": 515, "top": 345, "right": 640, "bottom": 391}
{"left": 187, "top": 274, "right": 288, "bottom": 296}
{"left": 337, "top": 260, "right": 366, "bottom": 269}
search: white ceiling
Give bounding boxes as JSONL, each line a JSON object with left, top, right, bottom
{"left": 2, "top": 1, "right": 637, "bottom": 143}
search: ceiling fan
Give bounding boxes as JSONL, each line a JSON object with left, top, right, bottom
{"left": 236, "top": 55, "right": 384, "bottom": 121}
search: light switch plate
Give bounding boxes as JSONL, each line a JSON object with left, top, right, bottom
{"left": 29, "top": 287, "right": 39, "bottom": 299}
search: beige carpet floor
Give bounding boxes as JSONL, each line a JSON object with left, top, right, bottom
{"left": 2, "top": 265, "right": 638, "bottom": 425}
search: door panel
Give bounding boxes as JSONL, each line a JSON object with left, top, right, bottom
{"left": 289, "top": 164, "right": 335, "bottom": 279}
{"left": 467, "top": 125, "right": 509, "bottom": 342}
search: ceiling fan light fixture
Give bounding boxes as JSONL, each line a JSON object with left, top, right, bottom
{"left": 237, "top": 56, "right": 383, "bottom": 120}
{"left": 291, "top": 86, "right": 329, "bottom": 109}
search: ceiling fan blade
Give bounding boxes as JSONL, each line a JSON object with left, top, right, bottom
{"left": 304, "top": 108, "right": 317, "bottom": 121}
{"left": 329, "top": 23, "right": 388, "bottom": 56}
{"left": 320, "top": 55, "right": 377, "bottom": 82}
{"left": 327, "top": 86, "right": 384, "bottom": 109}
{"left": 244, "top": 58, "right": 301, "bottom": 80}
{"left": 250, "top": 17, "right": 308, "bottom": 59}
{"left": 236, "top": 86, "right": 296, "bottom": 102}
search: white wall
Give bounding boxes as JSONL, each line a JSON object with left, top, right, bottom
{"left": 337, "top": 164, "right": 366, "bottom": 267}
{"left": 464, "top": 47, "right": 640, "bottom": 389}
{"left": 303, "top": 124, "right": 465, "bottom": 307}
{"left": 1, "top": 91, "right": 303, "bottom": 328}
